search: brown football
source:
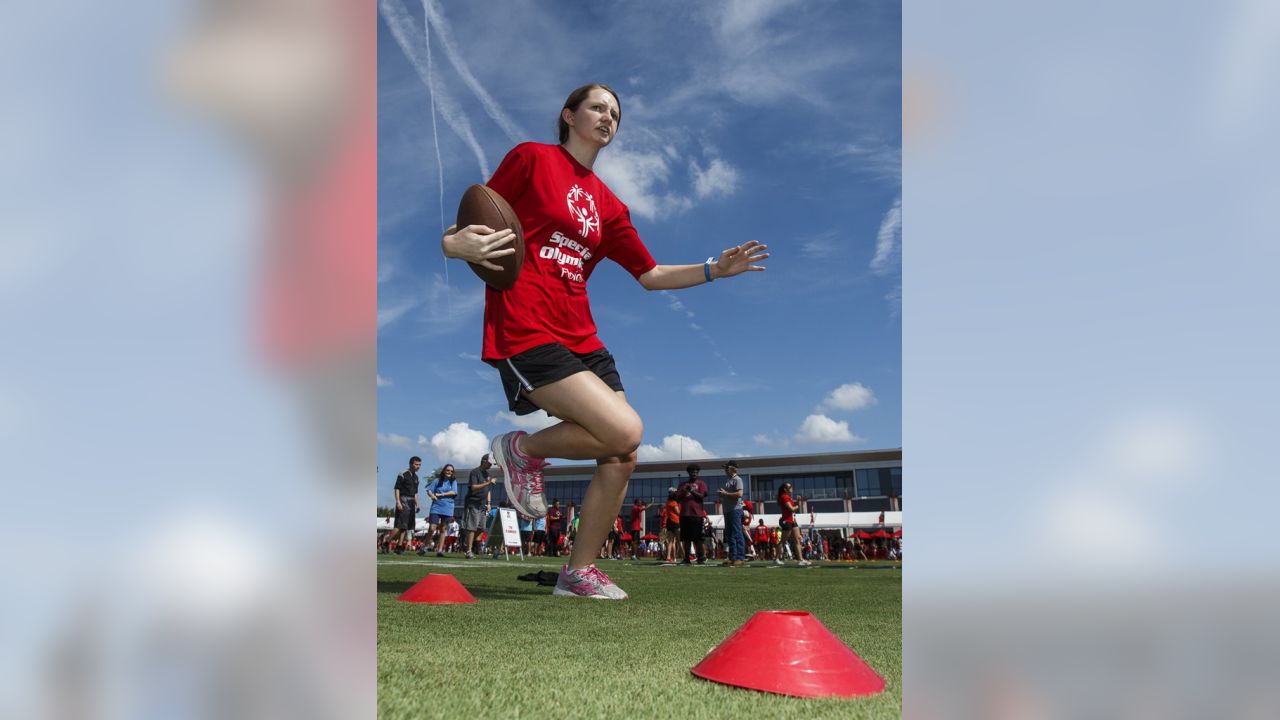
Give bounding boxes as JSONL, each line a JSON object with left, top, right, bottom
{"left": 454, "top": 184, "right": 525, "bottom": 291}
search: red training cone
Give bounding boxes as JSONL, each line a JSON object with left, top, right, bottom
{"left": 397, "top": 573, "right": 477, "bottom": 604}
{"left": 691, "top": 610, "right": 885, "bottom": 698}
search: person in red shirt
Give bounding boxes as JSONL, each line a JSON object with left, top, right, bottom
{"left": 662, "top": 489, "right": 681, "bottom": 563}
{"left": 603, "top": 515, "right": 624, "bottom": 560}
{"left": 677, "top": 465, "right": 709, "bottom": 564}
{"left": 545, "top": 500, "right": 564, "bottom": 558}
{"left": 628, "top": 498, "right": 649, "bottom": 560}
{"left": 443, "top": 84, "right": 768, "bottom": 600}
{"left": 752, "top": 519, "right": 773, "bottom": 560}
{"left": 776, "top": 482, "right": 810, "bottom": 566}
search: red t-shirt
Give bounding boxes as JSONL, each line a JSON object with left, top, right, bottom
{"left": 482, "top": 143, "right": 658, "bottom": 360}
{"left": 677, "top": 479, "right": 708, "bottom": 517}
{"left": 779, "top": 492, "right": 796, "bottom": 523}
{"left": 663, "top": 500, "right": 681, "bottom": 526}
{"left": 629, "top": 504, "right": 645, "bottom": 532}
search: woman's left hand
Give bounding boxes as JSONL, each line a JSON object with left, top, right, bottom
{"left": 714, "top": 240, "right": 769, "bottom": 278}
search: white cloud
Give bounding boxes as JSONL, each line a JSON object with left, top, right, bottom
{"left": 690, "top": 157, "right": 739, "bottom": 199}
{"left": 660, "top": 291, "right": 686, "bottom": 313}
{"left": 424, "top": 422, "right": 490, "bottom": 465}
{"left": 838, "top": 142, "right": 902, "bottom": 183}
{"left": 885, "top": 283, "right": 901, "bottom": 319}
{"left": 377, "top": 432, "right": 416, "bottom": 450}
{"left": 594, "top": 145, "right": 693, "bottom": 220}
{"left": 689, "top": 376, "right": 765, "bottom": 396}
{"left": 637, "top": 434, "right": 716, "bottom": 461}
{"left": 800, "top": 229, "right": 841, "bottom": 260}
{"left": 820, "top": 383, "right": 876, "bottom": 412}
{"left": 458, "top": 352, "right": 481, "bottom": 361}
{"left": 752, "top": 433, "right": 773, "bottom": 446}
{"left": 377, "top": 374, "right": 392, "bottom": 388}
{"left": 870, "top": 196, "right": 902, "bottom": 275}
{"left": 794, "top": 414, "right": 861, "bottom": 445}
{"left": 493, "top": 409, "right": 558, "bottom": 432}
{"left": 377, "top": 298, "right": 416, "bottom": 329}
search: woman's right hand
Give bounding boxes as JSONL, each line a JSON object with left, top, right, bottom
{"left": 441, "top": 224, "right": 517, "bottom": 271}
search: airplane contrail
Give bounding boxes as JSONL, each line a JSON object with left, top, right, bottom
{"left": 422, "top": 0, "right": 527, "bottom": 143}
{"left": 380, "top": 0, "right": 491, "bottom": 179}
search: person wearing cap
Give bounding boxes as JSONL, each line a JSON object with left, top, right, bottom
{"left": 676, "top": 464, "right": 708, "bottom": 564}
{"left": 717, "top": 460, "right": 747, "bottom": 566}
{"left": 460, "top": 453, "right": 496, "bottom": 559}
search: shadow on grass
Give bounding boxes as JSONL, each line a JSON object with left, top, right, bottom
{"left": 377, "top": 581, "right": 547, "bottom": 600}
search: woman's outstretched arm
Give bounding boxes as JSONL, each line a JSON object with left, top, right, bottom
{"left": 638, "top": 240, "right": 769, "bottom": 291}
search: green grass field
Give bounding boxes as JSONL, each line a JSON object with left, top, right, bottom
{"left": 378, "top": 555, "right": 901, "bottom": 719}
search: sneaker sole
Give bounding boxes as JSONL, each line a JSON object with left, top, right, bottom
{"left": 492, "top": 434, "right": 547, "bottom": 519}
{"left": 551, "top": 586, "right": 615, "bottom": 600}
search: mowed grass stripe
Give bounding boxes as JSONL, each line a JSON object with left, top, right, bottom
{"left": 378, "top": 559, "right": 901, "bottom": 719}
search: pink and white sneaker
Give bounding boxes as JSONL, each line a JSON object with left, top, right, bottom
{"left": 491, "top": 431, "right": 549, "bottom": 518}
{"left": 552, "top": 564, "right": 629, "bottom": 600}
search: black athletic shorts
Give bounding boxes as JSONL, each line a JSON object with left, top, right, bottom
{"left": 680, "top": 516, "right": 704, "bottom": 543}
{"left": 490, "top": 343, "right": 624, "bottom": 416}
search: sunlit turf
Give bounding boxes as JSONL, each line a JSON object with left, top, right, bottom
{"left": 378, "top": 555, "right": 901, "bottom": 719}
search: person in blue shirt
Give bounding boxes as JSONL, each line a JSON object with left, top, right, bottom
{"left": 518, "top": 512, "right": 533, "bottom": 556}
{"left": 421, "top": 464, "right": 459, "bottom": 557}
{"left": 531, "top": 515, "right": 548, "bottom": 556}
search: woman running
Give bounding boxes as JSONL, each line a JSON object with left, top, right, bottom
{"left": 442, "top": 83, "right": 768, "bottom": 599}
{"left": 776, "top": 482, "right": 811, "bottom": 567}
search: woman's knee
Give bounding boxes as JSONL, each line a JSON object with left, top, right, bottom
{"left": 597, "top": 450, "right": 638, "bottom": 474}
{"left": 599, "top": 413, "right": 643, "bottom": 456}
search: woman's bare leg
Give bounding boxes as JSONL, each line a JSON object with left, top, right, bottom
{"left": 568, "top": 452, "right": 634, "bottom": 571}
{"left": 519, "top": 373, "right": 642, "bottom": 460}
{"left": 515, "top": 376, "right": 642, "bottom": 572}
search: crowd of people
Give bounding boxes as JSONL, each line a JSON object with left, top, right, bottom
{"left": 379, "top": 456, "right": 901, "bottom": 564}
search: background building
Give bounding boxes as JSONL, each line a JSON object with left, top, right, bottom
{"left": 448, "top": 448, "right": 902, "bottom": 533}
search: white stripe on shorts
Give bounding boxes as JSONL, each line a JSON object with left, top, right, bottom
{"left": 506, "top": 358, "right": 535, "bottom": 392}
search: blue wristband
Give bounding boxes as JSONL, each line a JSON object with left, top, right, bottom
{"left": 704, "top": 257, "right": 714, "bottom": 283}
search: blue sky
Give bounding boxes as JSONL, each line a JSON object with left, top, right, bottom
{"left": 376, "top": 0, "right": 901, "bottom": 504}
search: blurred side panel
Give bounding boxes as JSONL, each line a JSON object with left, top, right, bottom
{"left": 2, "top": 1, "right": 375, "bottom": 718}
{"left": 905, "top": 0, "right": 1280, "bottom": 717}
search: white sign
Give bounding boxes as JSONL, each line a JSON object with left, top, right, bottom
{"left": 498, "top": 508, "right": 523, "bottom": 550}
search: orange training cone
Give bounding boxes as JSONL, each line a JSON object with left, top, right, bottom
{"left": 691, "top": 610, "right": 885, "bottom": 698}
{"left": 397, "top": 573, "right": 477, "bottom": 604}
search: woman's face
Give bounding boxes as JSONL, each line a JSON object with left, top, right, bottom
{"left": 442, "top": 466, "right": 455, "bottom": 478}
{"left": 564, "top": 88, "right": 619, "bottom": 148}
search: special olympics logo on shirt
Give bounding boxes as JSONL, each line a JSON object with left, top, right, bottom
{"left": 565, "top": 185, "right": 600, "bottom": 238}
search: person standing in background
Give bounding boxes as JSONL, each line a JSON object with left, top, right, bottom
{"left": 677, "top": 464, "right": 708, "bottom": 564}
{"left": 546, "top": 500, "right": 565, "bottom": 557}
{"left": 460, "top": 454, "right": 496, "bottom": 559}
{"left": 717, "top": 461, "right": 746, "bottom": 566}
{"left": 662, "top": 488, "right": 680, "bottom": 563}
{"left": 390, "top": 457, "right": 422, "bottom": 555}
{"left": 628, "top": 498, "right": 649, "bottom": 560}
{"left": 422, "top": 465, "right": 458, "bottom": 557}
